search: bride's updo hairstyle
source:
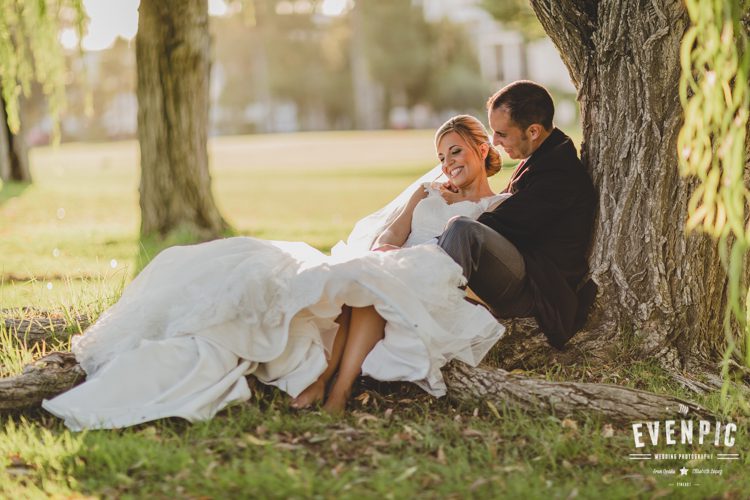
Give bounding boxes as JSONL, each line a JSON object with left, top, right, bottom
{"left": 435, "top": 114, "right": 502, "bottom": 177}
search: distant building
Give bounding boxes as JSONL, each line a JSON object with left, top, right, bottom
{"left": 417, "top": 0, "right": 576, "bottom": 95}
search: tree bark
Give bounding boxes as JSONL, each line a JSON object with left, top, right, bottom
{"left": 0, "top": 94, "right": 31, "bottom": 183}
{"left": 136, "top": 0, "right": 228, "bottom": 239}
{"left": 444, "top": 362, "right": 712, "bottom": 422}
{"left": 0, "top": 352, "right": 84, "bottom": 411}
{"left": 528, "top": 0, "right": 726, "bottom": 368}
{"left": 3, "top": 312, "right": 90, "bottom": 347}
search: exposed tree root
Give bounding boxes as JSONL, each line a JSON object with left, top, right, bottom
{"left": 0, "top": 353, "right": 713, "bottom": 423}
{"left": 444, "top": 361, "right": 713, "bottom": 423}
{"left": 2, "top": 308, "right": 90, "bottom": 347}
{"left": 0, "top": 311, "right": 715, "bottom": 421}
{"left": 0, "top": 352, "right": 85, "bottom": 411}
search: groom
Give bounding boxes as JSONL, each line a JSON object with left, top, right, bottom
{"left": 438, "top": 80, "right": 597, "bottom": 349}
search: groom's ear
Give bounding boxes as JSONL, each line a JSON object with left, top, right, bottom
{"left": 527, "top": 124, "right": 544, "bottom": 141}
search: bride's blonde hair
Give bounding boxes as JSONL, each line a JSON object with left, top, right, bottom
{"left": 434, "top": 115, "right": 502, "bottom": 176}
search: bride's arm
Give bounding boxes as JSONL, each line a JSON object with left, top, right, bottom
{"left": 371, "top": 186, "right": 428, "bottom": 250}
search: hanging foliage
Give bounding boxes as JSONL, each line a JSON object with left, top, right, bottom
{"left": 0, "top": 0, "right": 86, "bottom": 142}
{"left": 678, "top": 1, "right": 750, "bottom": 371}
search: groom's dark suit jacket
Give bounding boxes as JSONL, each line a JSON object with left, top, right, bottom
{"left": 477, "top": 128, "right": 597, "bottom": 348}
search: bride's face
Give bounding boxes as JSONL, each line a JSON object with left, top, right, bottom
{"left": 437, "top": 131, "right": 487, "bottom": 188}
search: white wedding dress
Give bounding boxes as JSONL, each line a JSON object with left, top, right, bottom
{"left": 43, "top": 183, "right": 509, "bottom": 430}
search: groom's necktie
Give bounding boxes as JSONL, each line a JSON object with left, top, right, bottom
{"left": 503, "top": 160, "right": 527, "bottom": 194}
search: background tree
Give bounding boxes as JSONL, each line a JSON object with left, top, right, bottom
{"left": 480, "top": 0, "right": 545, "bottom": 81}
{"left": 359, "top": 0, "right": 432, "bottom": 115}
{"left": 136, "top": 0, "right": 229, "bottom": 239}
{"left": 349, "top": 0, "right": 382, "bottom": 129}
{"left": 480, "top": 0, "right": 545, "bottom": 39}
{"left": 210, "top": 1, "right": 484, "bottom": 132}
{"left": 262, "top": 0, "right": 353, "bottom": 130}
{"left": 212, "top": 14, "right": 267, "bottom": 134}
{"left": 424, "top": 19, "right": 490, "bottom": 113}
{"left": 0, "top": 0, "right": 85, "bottom": 183}
{"left": 522, "top": 0, "right": 734, "bottom": 368}
{"left": 0, "top": 93, "right": 30, "bottom": 182}
{"left": 89, "top": 37, "right": 136, "bottom": 140}
{"left": 357, "top": 0, "right": 486, "bottom": 125}
{"left": 213, "top": 1, "right": 355, "bottom": 132}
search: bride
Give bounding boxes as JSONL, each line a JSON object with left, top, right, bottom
{"left": 43, "top": 115, "right": 510, "bottom": 429}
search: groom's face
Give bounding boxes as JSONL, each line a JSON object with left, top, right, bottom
{"left": 488, "top": 107, "right": 533, "bottom": 160}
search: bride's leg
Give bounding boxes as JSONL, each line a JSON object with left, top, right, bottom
{"left": 291, "top": 306, "right": 351, "bottom": 408}
{"left": 323, "top": 305, "right": 385, "bottom": 414}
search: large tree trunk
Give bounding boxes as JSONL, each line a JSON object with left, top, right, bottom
{"left": 0, "top": 94, "right": 31, "bottom": 183}
{"left": 529, "top": 0, "right": 726, "bottom": 368}
{"left": 136, "top": 0, "right": 228, "bottom": 239}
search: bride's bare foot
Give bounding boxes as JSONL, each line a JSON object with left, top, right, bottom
{"left": 321, "top": 388, "right": 350, "bottom": 415}
{"left": 290, "top": 380, "right": 325, "bottom": 409}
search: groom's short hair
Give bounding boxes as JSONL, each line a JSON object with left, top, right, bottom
{"left": 487, "top": 80, "right": 554, "bottom": 131}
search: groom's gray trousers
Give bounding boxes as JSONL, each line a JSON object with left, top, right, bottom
{"left": 437, "top": 216, "right": 534, "bottom": 318}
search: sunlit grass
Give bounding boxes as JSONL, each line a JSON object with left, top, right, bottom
{"left": 1, "top": 391, "right": 748, "bottom": 498}
{"left": 8, "top": 130, "right": 748, "bottom": 498}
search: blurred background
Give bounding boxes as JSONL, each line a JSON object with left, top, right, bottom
{"left": 1, "top": 0, "right": 581, "bottom": 309}
{"left": 23, "top": 0, "right": 578, "bottom": 145}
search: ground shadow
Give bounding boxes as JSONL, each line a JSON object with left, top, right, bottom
{"left": 0, "top": 181, "right": 29, "bottom": 206}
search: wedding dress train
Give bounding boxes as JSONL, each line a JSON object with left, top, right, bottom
{"left": 43, "top": 183, "right": 509, "bottom": 430}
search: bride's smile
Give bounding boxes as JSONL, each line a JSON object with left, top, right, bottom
{"left": 449, "top": 166, "right": 464, "bottom": 178}
{"left": 436, "top": 127, "right": 497, "bottom": 202}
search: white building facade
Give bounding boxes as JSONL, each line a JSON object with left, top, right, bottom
{"left": 418, "top": 0, "right": 576, "bottom": 94}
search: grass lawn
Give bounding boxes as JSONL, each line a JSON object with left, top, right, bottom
{"left": 1, "top": 130, "right": 512, "bottom": 309}
{"left": 2, "top": 130, "right": 749, "bottom": 498}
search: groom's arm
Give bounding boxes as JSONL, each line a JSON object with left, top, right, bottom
{"left": 477, "top": 169, "right": 579, "bottom": 243}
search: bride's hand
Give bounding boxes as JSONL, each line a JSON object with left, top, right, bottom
{"left": 439, "top": 183, "right": 463, "bottom": 205}
{"left": 372, "top": 244, "right": 401, "bottom": 252}
{"left": 441, "top": 180, "right": 459, "bottom": 193}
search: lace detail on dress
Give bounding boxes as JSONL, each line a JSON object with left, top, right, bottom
{"left": 403, "top": 182, "right": 508, "bottom": 248}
